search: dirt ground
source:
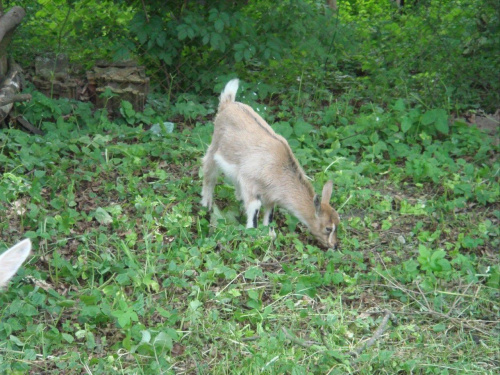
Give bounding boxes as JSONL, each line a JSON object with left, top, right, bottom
{"left": 465, "top": 110, "right": 500, "bottom": 145}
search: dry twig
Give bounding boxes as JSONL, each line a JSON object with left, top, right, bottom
{"left": 350, "top": 310, "right": 393, "bottom": 357}
{"left": 281, "top": 327, "right": 321, "bottom": 348}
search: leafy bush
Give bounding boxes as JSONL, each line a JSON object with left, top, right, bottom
{"left": 121, "top": 0, "right": 354, "bottom": 96}
{"left": 12, "top": 0, "right": 498, "bottom": 111}
{"left": 13, "top": 0, "right": 133, "bottom": 67}
{"left": 343, "top": 0, "right": 500, "bottom": 110}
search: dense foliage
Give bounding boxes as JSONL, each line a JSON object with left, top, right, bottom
{"left": 1, "top": 0, "right": 499, "bottom": 374}
{"left": 12, "top": 0, "right": 500, "bottom": 110}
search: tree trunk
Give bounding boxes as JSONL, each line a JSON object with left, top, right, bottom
{"left": 0, "top": 6, "right": 25, "bottom": 42}
{"left": 0, "top": 6, "right": 25, "bottom": 76}
{"left": 0, "top": 6, "right": 26, "bottom": 123}
{"left": 0, "top": 61, "right": 25, "bottom": 122}
{"left": 327, "top": 0, "right": 337, "bottom": 11}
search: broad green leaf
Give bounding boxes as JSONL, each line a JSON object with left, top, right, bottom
{"left": 189, "top": 300, "right": 202, "bottom": 311}
{"left": 95, "top": 207, "right": 112, "bottom": 225}
{"left": 436, "top": 258, "right": 452, "bottom": 271}
{"left": 273, "top": 122, "right": 293, "bottom": 138}
{"left": 393, "top": 98, "right": 406, "bottom": 111}
{"left": 202, "top": 33, "right": 210, "bottom": 45}
{"left": 10, "top": 335, "right": 24, "bottom": 346}
{"left": 247, "top": 289, "right": 259, "bottom": 300}
{"left": 57, "top": 300, "right": 76, "bottom": 307}
{"left": 435, "top": 114, "right": 449, "bottom": 134}
{"left": 331, "top": 272, "right": 344, "bottom": 284}
{"left": 62, "top": 333, "right": 74, "bottom": 343}
{"left": 34, "top": 170, "right": 46, "bottom": 178}
{"left": 178, "top": 27, "right": 187, "bottom": 41}
{"left": 432, "top": 323, "right": 446, "bottom": 332}
{"left": 247, "top": 299, "right": 261, "bottom": 309}
{"left": 244, "top": 267, "right": 263, "bottom": 280}
{"left": 141, "top": 330, "right": 152, "bottom": 344}
{"left": 294, "top": 120, "right": 313, "bottom": 137}
{"left": 401, "top": 116, "right": 412, "bottom": 133}
{"left": 215, "top": 19, "right": 224, "bottom": 33}
{"left": 421, "top": 109, "right": 449, "bottom": 134}
{"left": 430, "top": 249, "right": 446, "bottom": 261}
{"left": 153, "top": 331, "right": 173, "bottom": 350}
{"left": 235, "top": 51, "right": 243, "bottom": 62}
{"left": 112, "top": 309, "right": 138, "bottom": 327}
{"left": 370, "top": 131, "right": 379, "bottom": 143}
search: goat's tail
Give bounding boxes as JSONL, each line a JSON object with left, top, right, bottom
{"left": 219, "top": 78, "right": 239, "bottom": 110}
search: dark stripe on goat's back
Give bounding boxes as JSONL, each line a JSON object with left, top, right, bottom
{"left": 237, "top": 103, "right": 282, "bottom": 143}
{"left": 236, "top": 102, "right": 314, "bottom": 195}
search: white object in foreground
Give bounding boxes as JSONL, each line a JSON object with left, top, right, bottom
{"left": 0, "top": 238, "right": 31, "bottom": 288}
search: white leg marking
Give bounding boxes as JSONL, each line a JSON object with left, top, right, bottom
{"left": 246, "top": 200, "right": 261, "bottom": 228}
{"left": 262, "top": 206, "right": 274, "bottom": 226}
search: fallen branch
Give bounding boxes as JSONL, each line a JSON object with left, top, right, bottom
{"left": 0, "top": 93, "right": 30, "bottom": 106}
{"left": 241, "top": 335, "right": 260, "bottom": 342}
{"left": 320, "top": 326, "right": 332, "bottom": 351}
{"left": 0, "top": 61, "right": 23, "bottom": 122}
{"left": 14, "top": 116, "right": 44, "bottom": 135}
{"left": 350, "top": 310, "right": 393, "bottom": 357}
{"left": 281, "top": 327, "right": 321, "bottom": 348}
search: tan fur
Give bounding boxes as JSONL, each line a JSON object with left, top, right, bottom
{"left": 201, "top": 79, "right": 340, "bottom": 248}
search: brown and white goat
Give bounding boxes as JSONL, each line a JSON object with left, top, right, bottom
{"left": 201, "top": 79, "right": 340, "bottom": 248}
{"left": 0, "top": 238, "right": 31, "bottom": 288}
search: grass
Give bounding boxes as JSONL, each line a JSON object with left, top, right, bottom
{"left": 0, "top": 87, "right": 498, "bottom": 374}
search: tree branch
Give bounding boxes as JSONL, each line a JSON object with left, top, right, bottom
{"left": 350, "top": 310, "right": 393, "bottom": 357}
{"left": 281, "top": 327, "right": 321, "bottom": 348}
{"left": 14, "top": 116, "right": 44, "bottom": 135}
{"left": 0, "top": 93, "right": 30, "bottom": 106}
{"left": 0, "top": 61, "right": 23, "bottom": 121}
{"left": 0, "top": 6, "right": 25, "bottom": 43}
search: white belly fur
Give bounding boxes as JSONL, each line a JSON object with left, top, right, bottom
{"left": 214, "top": 153, "right": 238, "bottom": 182}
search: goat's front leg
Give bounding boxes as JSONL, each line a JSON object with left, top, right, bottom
{"left": 245, "top": 199, "right": 261, "bottom": 228}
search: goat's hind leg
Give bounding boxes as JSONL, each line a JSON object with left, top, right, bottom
{"left": 240, "top": 185, "right": 261, "bottom": 228}
{"left": 263, "top": 205, "right": 277, "bottom": 239}
{"left": 262, "top": 206, "right": 274, "bottom": 226}
{"left": 201, "top": 148, "right": 218, "bottom": 209}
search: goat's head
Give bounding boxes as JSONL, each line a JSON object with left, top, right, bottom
{"left": 310, "top": 181, "right": 340, "bottom": 249}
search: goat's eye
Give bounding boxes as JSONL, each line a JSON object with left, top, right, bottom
{"left": 325, "top": 227, "right": 333, "bottom": 234}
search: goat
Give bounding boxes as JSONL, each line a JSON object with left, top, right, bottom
{"left": 201, "top": 79, "right": 340, "bottom": 248}
{"left": 0, "top": 238, "right": 31, "bottom": 288}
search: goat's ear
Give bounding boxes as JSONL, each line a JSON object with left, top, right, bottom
{"left": 314, "top": 194, "right": 321, "bottom": 215}
{"left": 321, "top": 180, "right": 333, "bottom": 204}
{"left": 0, "top": 239, "right": 31, "bottom": 288}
